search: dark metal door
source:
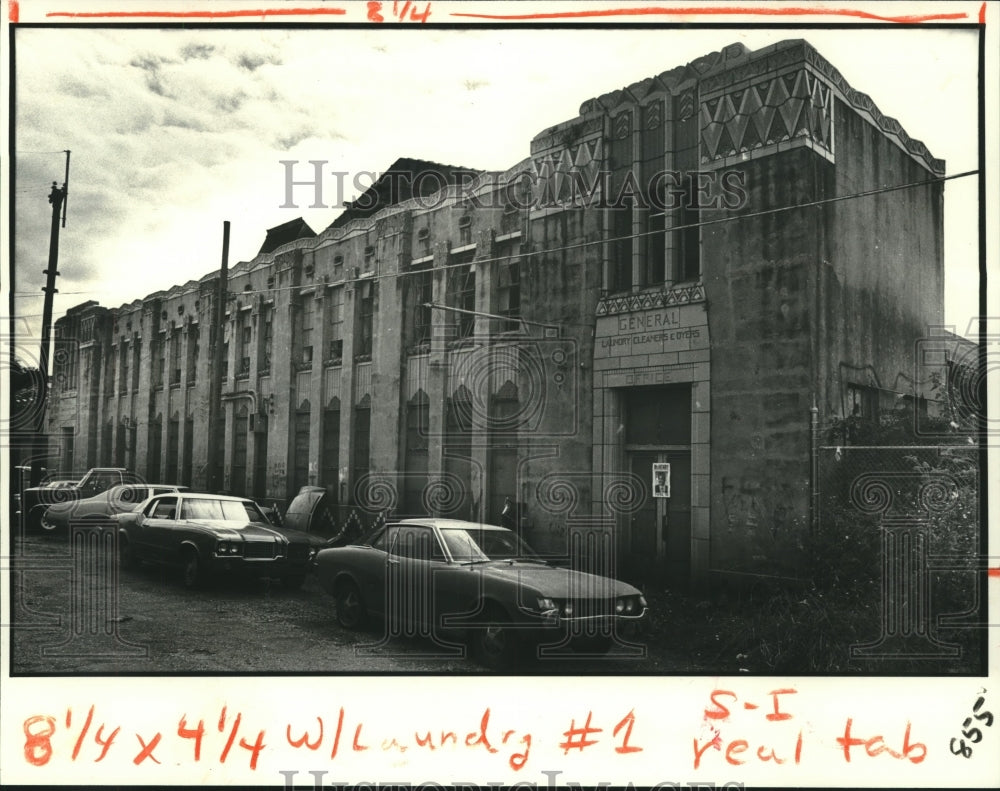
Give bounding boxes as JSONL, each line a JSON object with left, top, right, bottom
{"left": 628, "top": 450, "right": 690, "bottom": 588}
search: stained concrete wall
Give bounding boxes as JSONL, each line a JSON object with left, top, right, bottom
{"left": 701, "top": 146, "right": 825, "bottom": 578}
{"left": 819, "top": 98, "right": 946, "bottom": 416}
{"left": 701, "top": 113, "right": 943, "bottom": 580}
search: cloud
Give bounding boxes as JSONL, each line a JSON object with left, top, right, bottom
{"left": 128, "top": 54, "right": 178, "bottom": 97}
{"left": 236, "top": 51, "right": 281, "bottom": 72}
{"left": 213, "top": 90, "right": 248, "bottom": 113}
{"left": 275, "top": 126, "right": 324, "bottom": 151}
{"left": 180, "top": 42, "right": 215, "bottom": 60}
{"left": 162, "top": 108, "right": 210, "bottom": 132}
{"left": 60, "top": 75, "right": 109, "bottom": 99}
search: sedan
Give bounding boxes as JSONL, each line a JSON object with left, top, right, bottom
{"left": 40, "top": 484, "right": 188, "bottom": 532}
{"left": 116, "top": 492, "right": 327, "bottom": 589}
{"left": 314, "top": 519, "right": 648, "bottom": 668}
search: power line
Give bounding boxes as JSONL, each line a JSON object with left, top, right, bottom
{"left": 12, "top": 290, "right": 97, "bottom": 297}
{"left": 234, "top": 168, "right": 978, "bottom": 295}
{"left": 9, "top": 168, "right": 977, "bottom": 303}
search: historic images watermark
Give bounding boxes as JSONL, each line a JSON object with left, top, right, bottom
{"left": 278, "top": 162, "right": 749, "bottom": 215}
{"left": 276, "top": 772, "right": 747, "bottom": 790}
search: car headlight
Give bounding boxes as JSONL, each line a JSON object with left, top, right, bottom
{"left": 561, "top": 601, "right": 573, "bottom": 617}
{"left": 614, "top": 596, "right": 645, "bottom": 614}
{"left": 536, "top": 597, "right": 556, "bottom": 612}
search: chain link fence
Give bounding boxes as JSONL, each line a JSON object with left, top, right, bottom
{"left": 813, "top": 431, "right": 982, "bottom": 666}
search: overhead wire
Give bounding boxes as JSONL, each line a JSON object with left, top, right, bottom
{"left": 7, "top": 168, "right": 978, "bottom": 307}
{"left": 210, "top": 168, "right": 980, "bottom": 296}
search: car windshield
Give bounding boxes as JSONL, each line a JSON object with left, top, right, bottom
{"left": 180, "top": 499, "right": 269, "bottom": 524}
{"left": 439, "top": 528, "right": 540, "bottom": 563}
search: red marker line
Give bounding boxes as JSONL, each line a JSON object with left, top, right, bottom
{"left": 47, "top": 6, "right": 345, "bottom": 18}
{"left": 9, "top": 0, "right": 19, "bottom": 23}
{"left": 450, "top": 6, "right": 968, "bottom": 23}
{"left": 988, "top": 567, "right": 1000, "bottom": 579}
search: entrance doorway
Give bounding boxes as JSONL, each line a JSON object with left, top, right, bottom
{"left": 622, "top": 385, "right": 692, "bottom": 589}
{"left": 628, "top": 450, "right": 691, "bottom": 588}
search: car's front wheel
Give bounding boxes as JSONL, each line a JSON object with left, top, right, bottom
{"left": 472, "top": 603, "right": 519, "bottom": 671}
{"left": 39, "top": 512, "right": 61, "bottom": 532}
{"left": 181, "top": 549, "right": 205, "bottom": 589}
{"left": 334, "top": 579, "right": 366, "bottom": 629}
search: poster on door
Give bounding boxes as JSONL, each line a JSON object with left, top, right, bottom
{"left": 653, "top": 462, "right": 671, "bottom": 498}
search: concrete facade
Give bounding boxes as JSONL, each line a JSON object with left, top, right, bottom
{"left": 46, "top": 40, "right": 944, "bottom": 588}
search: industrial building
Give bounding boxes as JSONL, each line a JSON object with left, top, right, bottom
{"left": 45, "top": 39, "right": 945, "bottom": 586}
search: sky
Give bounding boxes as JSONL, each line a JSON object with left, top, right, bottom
{"left": 9, "top": 25, "right": 981, "bottom": 354}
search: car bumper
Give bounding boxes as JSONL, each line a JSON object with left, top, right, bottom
{"left": 536, "top": 607, "right": 648, "bottom": 636}
{"left": 209, "top": 555, "right": 314, "bottom": 578}
{"left": 444, "top": 607, "right": 649, "bottom": 644}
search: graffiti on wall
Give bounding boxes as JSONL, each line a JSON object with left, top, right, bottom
{"left": 723, "top": 475, "right": 803, "bottom": 539}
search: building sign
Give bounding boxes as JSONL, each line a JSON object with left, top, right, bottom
{"left": 616, "top": 309, "right": 680, "bottom": 332}
{"left": 595, "top": 304, "right": 708, "bottom": 360}
{"left": 653, "top": 462, "right": 671, "bottom": 498}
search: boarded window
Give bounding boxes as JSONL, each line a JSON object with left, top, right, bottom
{"left": 443, "top": 392, "right": 473, "bottom": 519}
{"left": 166, "top": 418, "right": 179, "bottom": 483}
{"left": 328, "top": 287, "right": 344, "bottom": 363}
{"left": 448, "top": 253, "right": 476, "bottom": 339}
{"left": 352, "top": 401, "right": 371, "bottom": 504}
{"left": 322, "top": 403, "right": 340, "bottom": 500}
{"left": 170, "top": 329, "right": 182, "bottom": 385}
{"left": 293, "top": 402, "right": 311, "bottom": 493}
{"left": 404, "top": 393, "right": 429, "bottom": 513}
{"left": 497, "top": 253, "right": 521, "bottom": 332}
{"left": 410, "top": 267, "right": 433, "bottom": 349}
{"left": 148, "top": 418, "right": 162, "bottom": 483}
{"left": 356, "top": 281, "right": 376, "bottom": 360}
{"left": 299, "top": 297, "right": 315, "bottom": 366}
{"left": 260, "top": 307, "right": 273, "bottom": 372}
{"left": 186, "top": 326, "right": 199, "bottom": 385}
{"left": 232, "top": 407, "right": 248, "bottom": 497}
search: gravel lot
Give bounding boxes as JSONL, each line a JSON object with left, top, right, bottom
{"left": 9, "top": 531, "right": 696, "bottom": 675}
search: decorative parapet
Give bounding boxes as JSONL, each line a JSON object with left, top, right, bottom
{"left": 596, "top": 282, "right": 706, "bottom": 316}
{"left": 699, "top": 66, "right": 835, "bottom": 167}
{"left": 699, "top": 39, "right": 943, "bottom": 175}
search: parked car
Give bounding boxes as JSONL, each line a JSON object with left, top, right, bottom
{"left": 116, "top": 492, "right": 327, "bottom": 589}
{"left": 314, "top": 519, "right": 648, "bottom": 668}
{"left": 22, "top": 467, "right": 136, "bottom": 530}
{"left": 39, "top": 484, "right": 189, "bottom": 532}
{"left": 282, "top": 485, "right": 364, "bottom": 545}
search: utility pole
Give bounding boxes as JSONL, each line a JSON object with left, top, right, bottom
{"left": 206, "top": 221, "right": 230, "bottom": 493}
{"left": 31, "top": 152, "right": 70, "bottom": 487}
